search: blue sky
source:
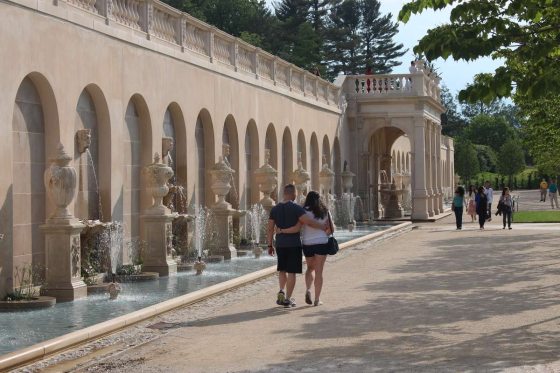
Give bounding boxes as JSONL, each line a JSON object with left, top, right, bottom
{"left": 265, "top": 0, "right": 503, "bottom": 96}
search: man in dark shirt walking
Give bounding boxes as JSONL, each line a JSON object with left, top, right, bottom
{"left": 267, "top": 184, "right": 327, "bottom": 307}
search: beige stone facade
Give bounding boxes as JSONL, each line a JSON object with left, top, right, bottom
{"left": 0, "top": 0, "right": 454, "bottom": 297}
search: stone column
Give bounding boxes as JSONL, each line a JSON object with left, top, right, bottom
{"left": 411, "top": 119, "right": 430, "bottom": 220}
{"left": 436, "top": 128, "right": 444, "bottom": 213}
{"left": 41, "top": 143, "right": 87, "bottom": 301}
{"left": 141, "top": 153, "right": 177, "bottom": 276}
{"left": 426, "top": 121, "right": 435, "bottom": 217}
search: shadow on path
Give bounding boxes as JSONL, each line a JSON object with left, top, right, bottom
{"left": 254, "top": 232, "right": 560, "bottom": 372}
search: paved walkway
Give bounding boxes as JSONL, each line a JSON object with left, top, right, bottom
{"left": 19, "top": 215, "right": 560, "bottom": 373}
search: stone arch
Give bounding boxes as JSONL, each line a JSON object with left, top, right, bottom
{"left": 310, "top": 133, "right": 319, "bottom": 191}
{"left": 163, "top": 102, "right": 187, "bottom": 186}
{"left": 222, "top": 114, "right": 240, "bottom": 209}
{"left": 333, "top": 137, "right": 342, "bottom": 196}
{"left": 11, "top": 73, "right": 60, "bottom": 285}
{"left": 297, "top": 130, "right": 307, "bottom": 169}
{"left": 74, "top": 84, "right": 111, "bottom": 222}
{"left": 122, "top": 93, "right": 152, "bottom": 244}
{"left": 244, "top": 120, "right": 259, "bottom": 207}
{"left": 195, "top": 109, "right": 215, "bottom": 207}
{"left": 282, "top": 127, "right": 293, "bottom": 187}
{"left": 322, "top": 135, "right": 331, "bottom": 166}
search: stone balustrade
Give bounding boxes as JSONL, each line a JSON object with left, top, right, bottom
{"left": 39, "top": 0, "right": 340, "bottom": 108}
{"left": 343, "top": 73, "right": 441, "bottom": 102}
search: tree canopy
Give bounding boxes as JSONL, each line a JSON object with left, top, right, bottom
{"left": 163, "top": 0, "right": 406, "bottom": 80}
{"left": 399, "top": 0, "right": 560, "bottom": 102}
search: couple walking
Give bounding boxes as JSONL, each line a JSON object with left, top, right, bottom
{"left": 266, "top": 184, "right": 334, "bottom": 308}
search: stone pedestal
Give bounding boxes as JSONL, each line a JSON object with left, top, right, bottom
{"left": 207, "top": 208, "right": 237, "bottom": 259}
{"left": 41, "top": 222, "right": 87, "bottom": 301}
{"left": 141, "top": 214, "right": 177, "bottom": 276}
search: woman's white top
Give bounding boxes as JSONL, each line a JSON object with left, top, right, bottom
{"left": 301, "top": 210, "right": 329, "bottom": 245}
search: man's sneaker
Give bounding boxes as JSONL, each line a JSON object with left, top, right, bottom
{"left": 276, "top": 290, "right": 285, "bottom": 305}
{"left": 305, "top": 290, "right": 312, "bottom": 305}
{"left": 283, "top": 298, "right": 296, "bottom": 308}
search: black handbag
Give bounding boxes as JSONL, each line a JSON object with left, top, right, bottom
{"left": 326, "top": 212, "right": 339, "bottom": 255}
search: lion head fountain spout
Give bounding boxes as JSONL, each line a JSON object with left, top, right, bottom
{"left": 76, "top": 129, "right": 92, "bottom": 154}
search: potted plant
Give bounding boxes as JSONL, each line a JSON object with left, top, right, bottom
{"left": 0, "top": 264, "right": 56, "bottom": 311}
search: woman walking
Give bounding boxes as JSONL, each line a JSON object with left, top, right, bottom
{"left": 499, "top": 187, "right": 513, "bottom": 229}
{"left": 452, "top": 186, "right": 465, "bottom": 229}
{"left": 475, "top": 186, "right": 488, "bottom": 230}
{"left": 467, "top": 185, "right": 477, "bottom": 222}
{"left": 278, "top": 191, "right": 333, "bottom": 306}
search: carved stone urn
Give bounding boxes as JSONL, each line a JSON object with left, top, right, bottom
{"left": 41, "top": 143, "right": 87, "bottom": 301}
{"left": 319, "top": 155, "right": 335, "bottom": 199}
{"left": 292, "top": 152, "right": 310, "bottom": 205}
{"left": 44, "top": 143, "right": 79, "bottom": 224}
{"left": 340, "top": 161, "right": 355, "bottom": 194}
{"left": 209, "top": 155, "right": 235, "bottom": 210}
{"left": 143, "top": 153, "right": 174, "bottom": 215}
{"left": 254, "top": 150, "right": 278, "bottom": 211}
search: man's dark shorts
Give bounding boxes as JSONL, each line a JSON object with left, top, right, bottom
{"left": 276, "top": 246, "right": 303, "bottom": 273}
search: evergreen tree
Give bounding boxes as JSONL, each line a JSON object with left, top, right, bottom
{"left": 360, "top": 0, "right": 406, "bottom": 73}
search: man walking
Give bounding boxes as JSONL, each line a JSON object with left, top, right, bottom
{"left": 540, "top": 179, "right": 548, "bottom": 202}
{"left": 267, "top": 184, "right": 327, "bottom": 308}
{"left": 484, "top": 181, "right": 494, "bottom": 222}
{"left": 549, "top": 179, "right": 559, "bottom": 209}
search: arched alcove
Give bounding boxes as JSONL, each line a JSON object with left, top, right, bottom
{"left": 322, "top": 135, "right": 331, "bottom": 167}
{"left": 11, "top": 73, "right": 60, "bottom": 286}
{"left": 265, "top": 123, "right": 278, "bottom": 201}
{"left": 333, "top": 137, "right": 342, "bottom": 196}
{"left": 244, "top": 120, "right": 259, "bottom": 208}
{"left": 122, "top": 94, "right": 152, "bottom": 244}
{"left": 310, "top": 133, "right": 319, "bottom": 191}
{"left": 195, "top": 109, "right": 215, "bottom": 207}
{"left": 282, "top": 128, "right": 293, "bottom": 187}
{"left": 222, "top": 115, "right": 240, "bottom": 209}
{"left": 297, "top": 130, "right": 307, "bottom": 169}
{"left": 164, "top": 103, "right": 187, "bottom": 186}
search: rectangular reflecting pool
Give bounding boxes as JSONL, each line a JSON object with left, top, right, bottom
{"left": 0, "top": 223, "right": 396, "bottom": 356}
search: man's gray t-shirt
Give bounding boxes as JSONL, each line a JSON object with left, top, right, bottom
{"left": 269, "top": 201, "right": 306, "bottom": 248}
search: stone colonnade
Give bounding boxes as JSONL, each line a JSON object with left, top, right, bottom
{"left": 0, "top": 0, "right": 342, "bottom": 297}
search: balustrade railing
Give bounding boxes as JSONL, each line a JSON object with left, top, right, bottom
{"left": 33, "top": 0, "right": 340, "bottom": 108}
{"left": 345, "top": 73, "right": 441, "bottom": 102}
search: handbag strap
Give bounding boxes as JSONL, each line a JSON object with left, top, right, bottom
{"left": 327, "top": 211, "right": 335, "bottom": 237}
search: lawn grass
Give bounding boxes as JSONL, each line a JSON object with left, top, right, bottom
{"left": 514, "top": 210, "right": 560, "bottom": 223}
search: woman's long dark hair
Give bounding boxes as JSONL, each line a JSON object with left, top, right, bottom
{"left": 303, "top": 191, "right": 328, "bottom": 219}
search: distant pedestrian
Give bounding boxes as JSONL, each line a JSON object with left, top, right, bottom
{"left": 484, "top": 181, "right": 494, "bottom": 222}
{"left": 267, "top": 184, "right": 327, "bottom": 308}
{"left": 475, "top": 186, "right": 488, "bottom": 230}
{"left": 540, "top": 179, "right": 548, "bottom": 202}
{"left": 499, "top": 187, "right": 513, "bottom": 230}
{"left": 452, "top": 186, "right": 465, "bottom": 229}
{"left": 467, "top": 185, "right": 477, "bottom": 222}
{"left": 549, "top": 179, "right": 559, "bottom": 209}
